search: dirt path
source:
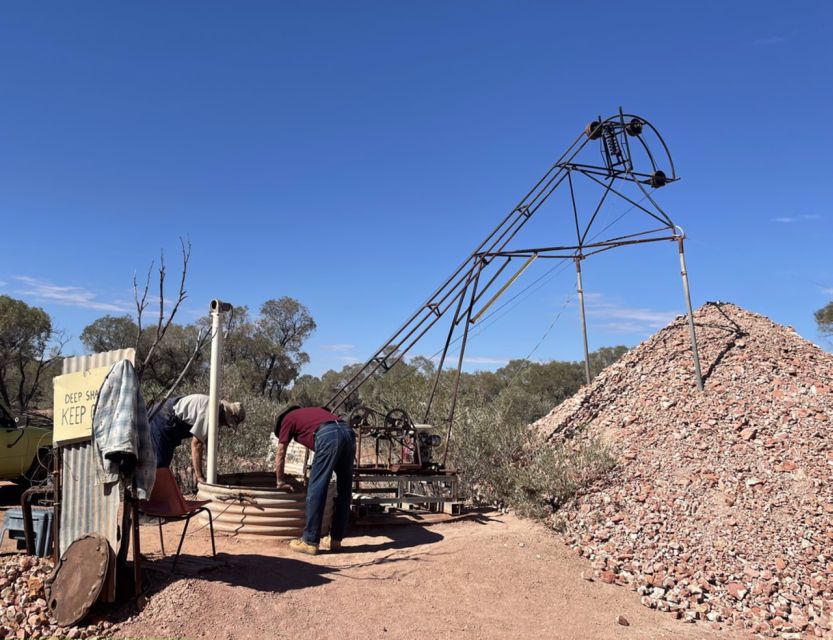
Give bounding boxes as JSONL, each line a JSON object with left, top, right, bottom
{"left": 116, "top": 513, "right": 741, "bottom": 640}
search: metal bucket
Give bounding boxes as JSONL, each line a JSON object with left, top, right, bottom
{"left": 196, "top": 472, "right": 334, "bottom": 538}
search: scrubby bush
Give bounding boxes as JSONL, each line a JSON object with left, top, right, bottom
{"left": 450, "top": 401, "right": 615, "bottom": 518}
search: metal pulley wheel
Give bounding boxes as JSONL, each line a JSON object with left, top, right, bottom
{"left": 383, "top": 408, "right": 412, "bottom": 433}
{"left": 45, "top": 533, "right": 112, "bottom": 627}
{"left": 349, "top": 405, "right": 376, "bottom": 430}
{"left": 649, "top": 170, "right": 668, "bottom": 188}
{"left": 625, "top": 117, "right": 643, "bottom": 136}
{"left": 585, "top": 120, "right": 603, "bottom": 139}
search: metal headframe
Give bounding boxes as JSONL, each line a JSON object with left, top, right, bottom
{"left": 326, "top": 108, "right": 703, "bottom": 463}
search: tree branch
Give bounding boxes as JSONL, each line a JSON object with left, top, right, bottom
{"left": 137, "top": 237, "right": 192, "bottom": 381}
{"left": 23, "top": 333, "right": 68, "bottom": 412}
{"left": 133, "top": 263, "right": 152, "bottom": 374}
{"left": 0, "top": 366, "right": 12, "bottom": 409}
{"left": 146, "top": 325, "right": 212, "bottom": 420}
{"left": 16, "top": 329, "right": 68, "bottom": 412}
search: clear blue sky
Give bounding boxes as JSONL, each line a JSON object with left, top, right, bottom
{"left": 2, "top": 2, "right": 831, "bottom": 375}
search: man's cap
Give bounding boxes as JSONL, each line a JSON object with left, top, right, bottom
{"left": 221, "top": 400, "right": 246, "bottom": 429}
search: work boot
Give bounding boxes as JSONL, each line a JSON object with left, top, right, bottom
{"left": 288, "top": 538, "right": 319, "bottom": 556}
{"left": 320, "top": 535, "right": 342, "bottom": 552}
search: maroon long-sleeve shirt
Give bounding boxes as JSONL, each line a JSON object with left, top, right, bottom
{"left": 277, "top": 407, "right": 340, "bottom": 451}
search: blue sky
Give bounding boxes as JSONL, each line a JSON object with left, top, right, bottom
{"left": 1, "top": 2, "right": 831, "bottom": 375}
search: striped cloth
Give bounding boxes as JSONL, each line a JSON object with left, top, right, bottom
{"left": 92, "top": 360, "right": 156, "bottom": 499}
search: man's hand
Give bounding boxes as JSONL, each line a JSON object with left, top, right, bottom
{"left": 276, "top": 476, "right": 294, "bottom": 491}
{"left": 275, "top": 442, "right": 289, "bottom": 489}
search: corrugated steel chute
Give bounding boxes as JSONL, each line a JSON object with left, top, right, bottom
{"left": 196, "top": 472, "right": 334, "bottom": 538}
{"left": 58, "top": 348, "right": 135, "bottom": 598}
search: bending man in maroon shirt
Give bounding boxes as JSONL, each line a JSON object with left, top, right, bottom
{"left": 274, "top": 406, "right": 355, "bottom": 555}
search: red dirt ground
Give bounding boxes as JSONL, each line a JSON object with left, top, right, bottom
{"left": 114, "top": 511, "right": 748, "bottom": 640}
{"left": 0, "top": 481, "right": 750, "bottom": 639}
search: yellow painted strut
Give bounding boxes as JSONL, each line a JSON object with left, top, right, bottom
{"left": 470, "top": 253, "right": 539, "bottom": 324}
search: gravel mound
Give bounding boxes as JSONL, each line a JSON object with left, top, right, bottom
{"left": 0, "top": 555, "right": 117, "bottom": 638}
{"left": 533, "top": 302, "right": 833, "bottom": 638}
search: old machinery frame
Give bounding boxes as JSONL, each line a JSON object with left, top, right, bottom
{"left": 327, "top": 108, "right": 703, "bottom": 469}
{"left": 348, "top": 406, "right": 443, "bottom": 473}
{"left": 347, "top": 405, "right": 455, "bottom": 513}
{"left": 352, "top": 472, "right": 459, "bottom": 516}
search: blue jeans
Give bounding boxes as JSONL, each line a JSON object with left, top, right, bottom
{"left": 303, "top": 421, "right": 355, "bottom": 545}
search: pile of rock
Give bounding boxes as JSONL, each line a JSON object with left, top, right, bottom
{"left": 534, "top": 302, "right": 833, "bottom": 638}
{"left": 0, "top": 555, "right": 116, "bottom": 638}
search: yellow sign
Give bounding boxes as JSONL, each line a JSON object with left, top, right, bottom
{"left": 53, "top": 364, "right": 113, "bottom": 445}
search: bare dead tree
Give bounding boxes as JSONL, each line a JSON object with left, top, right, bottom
{"left": 17, "top": 331, "right": 69, "bottom": 414}
{"left": 133, "top": 261, "right": 152, "bottom": 353}
{"left": 146, "top": 326, "right": 213, "bottom": 419}
{"left": 131, "top": 237, "right": 212, "bottom": 411}
{"left": 133, "top": 238, "right": 191, "bottom": 380}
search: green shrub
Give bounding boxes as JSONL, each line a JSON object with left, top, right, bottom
{"left": 450, "top": 401, "right": 615, "bottom": 519}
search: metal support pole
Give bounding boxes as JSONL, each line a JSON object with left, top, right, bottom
{"left": 21, "top": 486, "right": 51, "bottom": 556}
{"left": 471, "top": 253, "right": 539, "bottom": 323}
{"left": 53, "top": 448, "right": 61, "bottom": 561}
{"left": 442, "top": 264, "right": 482, "bottom": 467}
{"left": 130, "top": 480, "right": 142, "bottom": 599}
{"left": 424, "top": 279, "right": 469, "bottom": 422}
{"left": 575, "top": 257, "right": 591, "bottom": 385}
{"left": 207, "top": 299, "right": 230, "bottom": 484}
{"left": 677, "top": 237, "right": 704, "bottom": 391}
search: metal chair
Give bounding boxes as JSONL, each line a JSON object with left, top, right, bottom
{"left": 139, "top": 467, "right": 215, "bottom": 572}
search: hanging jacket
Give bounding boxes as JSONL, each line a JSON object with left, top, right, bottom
{"left": 91, "top": 360, "right": 156, "bottom": 499}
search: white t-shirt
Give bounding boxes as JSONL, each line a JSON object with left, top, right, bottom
{"left": 173, "top": 394, "right": 210, "bottom": 444}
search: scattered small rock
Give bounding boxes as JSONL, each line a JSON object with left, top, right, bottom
{"left": 778, "top": 460, "right": 797, "bottom": 472}
{"left": 740, "top": 427, "right": 757, "bottom": 441}
{"left": 0, "top": 555, "right": 112, "bottom": 639}
{"left": 726, "top": 582, "right": 747, "bottom": 600}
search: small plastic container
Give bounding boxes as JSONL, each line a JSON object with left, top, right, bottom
{"left": 0, "top": 507, "right": 53, "bottom": 557}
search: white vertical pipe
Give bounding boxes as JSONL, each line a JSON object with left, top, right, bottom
{"left": 207, "top": 300, "right": 225, "bottom": 484}
{"left": 677, "top": 237, "right": 704, "bottom": 391}
{"left": 575, "top": 257, "right": 591, "bottom": 386}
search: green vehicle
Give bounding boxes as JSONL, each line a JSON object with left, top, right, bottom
{"left": 0, "top": 398, "right": 52, "bottom": 485}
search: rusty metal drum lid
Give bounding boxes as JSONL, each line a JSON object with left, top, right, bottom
{"left": 46, "top": 533, "right": 111, "bottom": 627}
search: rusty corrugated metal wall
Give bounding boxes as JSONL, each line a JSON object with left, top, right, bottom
{"left": 58, "top": 349, "right": 135, "bottom": 556}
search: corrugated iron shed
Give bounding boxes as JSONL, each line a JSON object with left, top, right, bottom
{"left": 58, "top": 349, "right": 135, "bottom": 601}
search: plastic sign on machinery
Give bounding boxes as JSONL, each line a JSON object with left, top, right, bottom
{"left": 53, "top": 365, "right": 112, "bottom": 445}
